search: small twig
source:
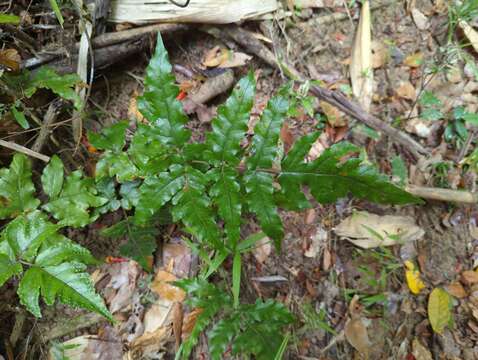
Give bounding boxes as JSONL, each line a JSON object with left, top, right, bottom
{"left": 406, "top": 185, "right": 478, "bottom": 204}
{"left": 456, "top": 129, "right": 477, "bottom": 163}
{"left": 0, "top": 140, "right": 50, "bottom": 162}
{"left": 32, "top": 101, "right": 59, "bottom": 154}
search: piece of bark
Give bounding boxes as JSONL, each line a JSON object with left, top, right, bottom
{"left": 182, "top": 69, "right": 234, "bottom": 114}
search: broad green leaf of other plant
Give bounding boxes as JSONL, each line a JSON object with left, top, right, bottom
{"left": 0, "top": 211, "right": 111, "bottom": 320}
{"left": 0, "top": 154, "right": 40, "bottom": 219}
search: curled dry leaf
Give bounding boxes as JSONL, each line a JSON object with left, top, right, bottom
{"left": 182, "top": 308, "right": 204, "bottom": 341}
{"left": 461, "top": 270, "right": 478, "bottom": 285}
{"left": 0, "top": 49, "right": 21, "bottom": 73}
{"left": 446, "top": 281, "right": 467, "bottom": 299}
{"left": 334, "top": 211, "right": 425, "bottom": 249}
{"left": 320, "top": 101, "right": 347, "bottom": 127}
{"left": 344, "top": 295, "right": 370, "bottom": 357}
{"left": 150, "top": 269, "right": 186, "bottom": 302}
{"left": 412, "top": 338, "right": 433, "bottom": 360}
{"left": 253, "top": 236, "right": 272, "bottom": 264}
{"left": 428, "top": 287, "right": 452, "bottom": 334}
{"left": 396, "top": 81, "right": 416, "bottom": 100}
{"left": 411, "top": 8, "right": 429, "bottom": 30}
{"left": 203, "top": 46, "right": 252, "bottom": 68}
{"left": 105, "top": 261, "right": 140, "bottom": 314}
{"left": 404, "top": 52, "right": 424, "bottom": 67}
{"left": 304, "top": 227, "right": 327, "bottom": 258}
{"left": 405, "top": 260, "right": 426, "bottom": 295}
{"left": 143, "top": 299, "right": 174, "bottom": 333}
{"left": 129, "top": 327, "right": 170, "bottom": 359}
{"left": 172, "top": 302, "right": 183, "bottom": 350}
{"left": 350, "top": 0, "right": 373, "bottom": 111}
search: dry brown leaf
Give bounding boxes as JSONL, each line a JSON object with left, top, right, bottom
{"left": 320, "top": 101, "right": 347, "bottom": 127}
{"left": 350, "top": 0, "right": 373, "bottom": 111}
{"left": 371, "top": 41, "right": 388, "bottom": 69}
{"left": 172, "top": 302, "right": 183, "bottom": 351}
{"left": 143, "top": 299, "right": 174, "bottom": 333}
{"left": 446, "top": 281, "right": 468, "bottom": 299}
{"left": 203, "top": 46, "right": 224, "bottom": 67}
{"left": 151, "top": 269, "right": 186, "bottom": 302}
{"left": 344, "top": 295, "right": 370, "bottom": 357}
{"left": 459, "top": 20, "right": 478, "bottom": 53}
{"left": 128, "top": 90, "right": 145, "bottom": 123}
{"left": 253, "top": 236, "right": 272, "bottom": 264}
{"left": 334, "top": 211, "right": 425, "bottom": 248}
{"left": 322, "top": 247, "right": 332, "bottom": 271}
{"left": 0, "top": 49, "right": 21, "bottom": 73}
{"left": 405, "top": 118, "right": 432, "bottom": 138}
{"left": 105, "top": 261, "right": 140, "bottom": 314}
{"left": 412, "top": 338, "right": 433, "bottom": 360}
{"left": 461, "top": 270, "right": 478, "bottom": 285}
{"left": 182, "top": 308, "right": 204, "bottom": 340}
{"left": 305, "top": 227, "right": 327, "bottom": 258}
{"left": 218, "top": 52, "right": 252, "bottom": 68}
{"left": 396, "top": 81, "right": 416, "bottom": 100}
{"left": 129, "top": 326, "right": 170, "bottom": 358}
{"left": 411, "top": 8, "right": 429, "bottom": 30}
{"left": 404, "top": 52, "right": 424, "bottom": 67}
{"left": 162, "top": 242, "right": 192, "bottom": 278}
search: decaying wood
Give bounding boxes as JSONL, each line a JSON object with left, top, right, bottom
{"left": 109, "top": 0, "right": 277, "bottom": 24}
{"left": 406, "top": 185, "right": 478, "bottom": 204}
{"left": 0, "top": 140, "right": 50, "bottom": 163}
{"left": 182, "top": 69, "right": 235, "bottom": 114}
{"left": 214, "top": 24, "right": 429, "bottom": 158}
{"left": 23, "top": 24, "right": 187, "bottom": 70}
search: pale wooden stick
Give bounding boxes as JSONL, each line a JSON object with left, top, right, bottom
{"left": 406, "top": 185, "right": 478, "bottom": 204}
{"left": 0, "top": 140, "right": 50, "bottom": 163}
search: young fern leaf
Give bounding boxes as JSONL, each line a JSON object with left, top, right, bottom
{"left": 0, "top": 154, "right": 40, "bottom": 219}
{"left": 137, "top": 34, "right": 191, "bottom": 146}
{"left": 205, "top": 72, "right": 255, "bottom": 247}
{"left": 244, "top": 89, "right": 290, "bottom": 248}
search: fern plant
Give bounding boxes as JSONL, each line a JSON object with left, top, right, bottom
{"left": 0, "top": 154, "right": 111, "bottom": 320}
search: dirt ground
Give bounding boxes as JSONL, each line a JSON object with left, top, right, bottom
{"left": 2, "top": 0, "right": 478, "bottom": 359}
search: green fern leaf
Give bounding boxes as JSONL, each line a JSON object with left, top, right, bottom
{"left": 135, "top": 165, "right": 185, "bottom": 224}
{"left": 0, "top": 211, "right": 59, "bottom": 263}
{"left": 209, "top": 167, "right": 242, "bottom": 248}
{"left": 41, "top": 155, "right": 64, "bottom": 199}
{"left": 36, "top": 235, "right": 97, "bottom": 266}
{"left": 280, "top": 140, "right": 421, "bottom": 205}
{"left": 42, "top": 170, "right": 107, "bottom": 227}
{"left": 0, "top": 154, "right": 40, "bottom": 219}
{"left": 96, "top": 152, "right": 138, "bottom": 182}
{"left": 172, "top": 167, "right": 221, "bottom": 249}
{"left": 244, "top": 172, "right": 283, "bottom": 249}
{"left": 247, "top": 89, "right": 289, "bottom": 170}
{"left": 17, "top": 261, "right": 111, "bottom": 320}
{"left": 0, "top": 254, "right": 22, "bottom": 287}
{"left": 205, "top": 72, "right": 255, "bottom": 165}
{"left": 176, "top": 279, "right": 230, "bottom": 359}
{"left": 137, "top": 33, "right": 191, "bottom": 146}
{"left": 88, "top": 121, "right": 128, "bottom": 152}
{"left": 208, "top": 314, "right": 242, "bottom": 360}
{"left": 102, "top": 218, "right": 158, "bottom": 271}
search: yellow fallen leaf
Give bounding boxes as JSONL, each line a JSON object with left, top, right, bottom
{"left": 404, "top": 52, "right": 424, "bottom": 67}
{"left": 428, "top": 287, "right": 452, "bottom": 334}
{"left": 404, "top": 260, "right": 426, "bottom": 294}
{"left": 350, "top": 0, "right": 373, "bottom": 111}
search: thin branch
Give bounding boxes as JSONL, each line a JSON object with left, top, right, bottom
{"left": 0, "top": 140, "right": 50, "bottom": 162}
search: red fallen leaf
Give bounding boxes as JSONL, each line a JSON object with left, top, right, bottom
{"left": 176, "top": 90, "right": 187, "bottom": 101}
{"left": 105, "top": 256, "right": 129, "bottom": 264}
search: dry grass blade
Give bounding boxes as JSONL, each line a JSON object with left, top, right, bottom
{"left": 350, "top": 0, "right": 373, "bottom": 111}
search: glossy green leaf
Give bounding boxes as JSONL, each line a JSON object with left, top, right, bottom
{"left": 88, "top": 121, "right": 128, "bottom": 152}
{"left": 94, "top": 178, "right": 121, "bottom": 215}
{"left": 26, "top": 68, "right": 82, "bottom": 109}
{"left": 172, "top": 168, "right": 221, "bottom": 249}
{"left": 41, "top": 155, "right": 64, "bottom": 199}
{"left": 0, "top": 154, "right": 40, "bottom": 219}
{"left": 135, "top": 165, "right": 185, "bottom": 224}
{"left": 0, "top": 211, "right": 59, "bottom": 263}
{"left": 247, "top": 89, "right": 289, "bottom": 170}
{"left": 0, "top": 254, "right": 22, "bottom": 287}
{"left": 279, "top": 139, "right": 421, "bottom": 205}
{"left": 244, "top": 172, "right": 283, "bottom": 249}
{"left": 17, "top": 261, "right": 111, "bottom": 320}
{"left": 43, "top": 171, "right": 107, "bottom": 227}
{"left": 102, "top": 218, "right": 158, "bottom": 271}
{"left": 11, "top": 106, "right": 29, "bottom": 129}
{"left": 95, "top": 152, "right": 138, "bottom": 182}
{"left": 205, "top": 72, "right": 255, "bottom": 165}
{"left": 209, "top": 167, "right": 242, "bottom": 248}
{"left": 137, "top": 33, "right": 190, "bottom": 146}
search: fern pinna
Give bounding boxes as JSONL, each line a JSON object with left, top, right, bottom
{"left": 0, "top": 32, "right": 419, "bottom": 358}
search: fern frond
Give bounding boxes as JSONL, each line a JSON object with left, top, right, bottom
{"left": 137, "top": 35, "right": 191, "bottom": 146}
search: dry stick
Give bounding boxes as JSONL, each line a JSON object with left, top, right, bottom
{"left": 32, "top": 101, "right": 59, "bottom": 154}
{"left": 217, "top": 24, "right": 429, "bottom": 158}
{"left": 0, "top": 140, "right": 50, "bottom": 162}
{"left": 406, "top": 185, "right": 478, "bottom": 204}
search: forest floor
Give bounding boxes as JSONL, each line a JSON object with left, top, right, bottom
{"left": 1, "top": 0, "right": 478, "bottom": 359}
